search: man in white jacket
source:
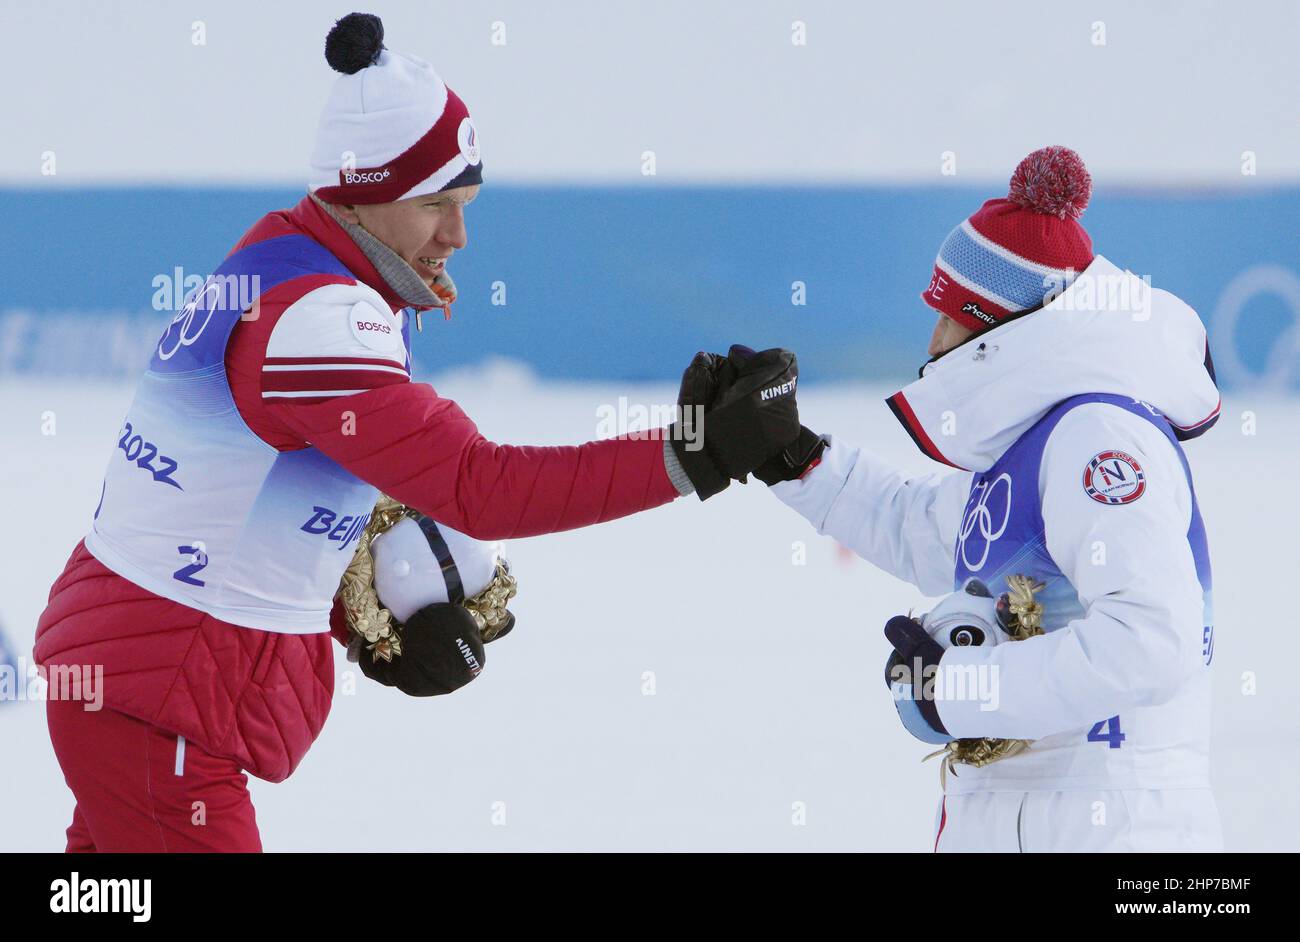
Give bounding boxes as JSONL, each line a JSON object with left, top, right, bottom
{"left": 755, "top": 147, "right": 1223, "bottom": 852}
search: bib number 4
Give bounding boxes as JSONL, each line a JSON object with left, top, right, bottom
{"left": 1086, "top": 714, "right": 1126, "bottom": 749}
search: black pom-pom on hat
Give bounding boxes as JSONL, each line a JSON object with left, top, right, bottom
{"left": 325, "top": 12, "right": 385, "bottom": 75}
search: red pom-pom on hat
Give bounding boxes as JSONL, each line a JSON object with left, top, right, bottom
{"left": 1007, "top": 146, "right": 1092, "bottom": 220}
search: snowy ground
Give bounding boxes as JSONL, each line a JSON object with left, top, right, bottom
{"left": 1, "top": 370, "right": 1296, "bottom": 851}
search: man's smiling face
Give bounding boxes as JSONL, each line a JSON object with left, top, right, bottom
{"left": 335, "top": 184, "right": 480, "bottom": 286}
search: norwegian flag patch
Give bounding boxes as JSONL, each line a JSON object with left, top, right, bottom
{"left": 1083, "top": 450, "right": 1146, "bottom": 505}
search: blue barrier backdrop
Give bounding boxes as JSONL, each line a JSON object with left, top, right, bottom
{"left": 2, "top": 186, "right": 1297, "bottom": 389}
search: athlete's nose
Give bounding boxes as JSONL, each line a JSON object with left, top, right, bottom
{"left": 438, "top": 204, "right": 468, "bottom": 250}
{"left": 927, "top": 314, "right": 947, "bottom": 357}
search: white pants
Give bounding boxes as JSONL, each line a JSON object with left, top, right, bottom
{"left": 932, "top": 788, "right": 1223, "bottom": 852}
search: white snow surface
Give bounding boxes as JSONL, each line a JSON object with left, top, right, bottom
{"left": 1, "top": 375, "right": 1295, "bottom": 851}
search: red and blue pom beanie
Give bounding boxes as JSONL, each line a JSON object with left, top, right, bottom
{"left": 922, "top": 146, "right": 1095, "bottom": 331}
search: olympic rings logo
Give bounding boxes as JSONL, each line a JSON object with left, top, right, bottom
{"left": 957, "top": 473, "right": 1012, "bottom": 572}
{"left": 157, "top": 278, "right": 221, "bottom": 361}
{"left": 1211, "top": 265, "right": 1300, "bottom": 392}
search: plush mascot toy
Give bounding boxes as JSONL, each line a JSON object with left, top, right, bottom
{"left": 337, "top": 496, "right": 518, "bottom": 697}
{"left": 885, "top": 575, "right": 1045, "bottom": 781}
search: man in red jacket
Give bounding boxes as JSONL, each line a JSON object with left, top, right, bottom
{"left": 34, "top": 14, "right": 822, "bottom": 852}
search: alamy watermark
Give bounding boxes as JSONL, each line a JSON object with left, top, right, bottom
{"left": 151, "top": 267, "right": 261, "bottom": 314}
{"left": 595, "top": 398, "right": 704, "bottom": 450}
{"left": 1, "top": 658, "right": 103, "bottom": 710}
{"left": 1043, "top": 268, "right": 1153, "bottom": 320}
{"left": 50, "top": 872, "right": 151, "bottom": 922}
{"left": 889, "top": 657, "right": 1001, "bottom": 712}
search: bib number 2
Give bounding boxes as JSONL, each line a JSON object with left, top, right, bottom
{"left": 173, "top": 544, "right": 208, "bottom": 587}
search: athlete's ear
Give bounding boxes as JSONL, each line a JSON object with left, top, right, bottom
{"left": 333, "top": 203, "right": 362, "bottom": 225}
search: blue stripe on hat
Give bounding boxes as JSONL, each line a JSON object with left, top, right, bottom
{"left": 937, "top": 224, "right": 1065, "bottom": 313}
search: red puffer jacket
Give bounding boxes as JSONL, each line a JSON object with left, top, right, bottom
{"left": 34, "top": 196, "right": 681, "bottom": 782}
{"left": 36, "top": 541, "right": 346, "bottom": 782}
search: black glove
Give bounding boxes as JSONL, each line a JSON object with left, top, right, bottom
{"left": 669, "top": 350, "right": 731, "bottom": 500}
{"left": 883, "top": 615, "right": 949, "bottom": 736}
{"left": 669, "top": 345, "right": 804, "bottom": 499}
{"left": 358, "top": 603, "right": 486, "bottom": 697}
{"left": 753, "top": 426, "right": 829, "bottom": 485}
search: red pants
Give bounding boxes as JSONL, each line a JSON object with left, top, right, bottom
{"left": 47, "top": 696, "right": 263, "bottom": 852}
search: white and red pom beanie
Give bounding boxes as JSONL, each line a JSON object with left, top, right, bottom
{"left": 921, "top": 146, "right": 1094, "bottom": 331}
{"left": 309, "top": 13, "right": 482, "bottom": 205}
